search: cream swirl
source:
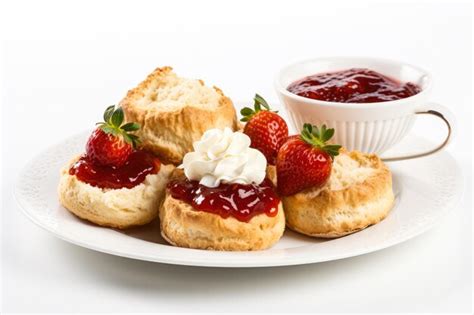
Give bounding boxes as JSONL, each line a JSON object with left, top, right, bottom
{"left": 180, "top": 128, "right": 267, "bottom": 187}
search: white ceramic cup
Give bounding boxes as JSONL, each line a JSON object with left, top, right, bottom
{"left": 274, "top": 57, "right": 454, "bottom": 161}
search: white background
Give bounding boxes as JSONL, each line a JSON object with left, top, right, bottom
{"left": 1, "top": 0, "right": 472, "bottom": 313}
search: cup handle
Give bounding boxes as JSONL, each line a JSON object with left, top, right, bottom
{"left": 381, "top": 103, "right": 454, "bottom": 162}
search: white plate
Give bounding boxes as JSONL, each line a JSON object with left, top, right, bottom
{"left": 14, "top": 132, "right": 463, "bottom": 268}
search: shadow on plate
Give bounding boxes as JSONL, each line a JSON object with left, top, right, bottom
{"left": 118, "top": 217, "right": 326, "bottom": 248}
{"left": 118, "top": 217, "right": 168, "bottom": 245}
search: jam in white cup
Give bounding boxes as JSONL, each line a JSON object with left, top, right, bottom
{"left": 275, "top": 57, "right": 454, "bottom": 161}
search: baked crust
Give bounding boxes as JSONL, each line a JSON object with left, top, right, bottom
{"left": 120, "top": 67, "right": 239, "bottom": 165}
{"left": 282, "top": 151, "right": 394, "bottom": 238}
{"left": 266, "top": 165, "right": 277, "bottom": 187}
{"left": 58, "top": 157, "right": 175, "bottom": 229}
{"left": 159, "top": 170, "right": 285, "bottom": 251}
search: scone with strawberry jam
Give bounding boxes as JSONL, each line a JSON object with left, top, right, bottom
{"left": 160, "top": 128, "right": 285, "bottom": 251}
{"left": 58, "top": 105, "right": 174, "bottom": 229}
{"left": 277, "top": 124, "right": 394, "bottom": 238}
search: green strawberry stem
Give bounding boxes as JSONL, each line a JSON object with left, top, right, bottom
{"left": 240, "top": 94, "right": 277, "bottom": 122}
{"left": 96, "top": 105, "right": 141, "bottom": 148}
{"left": 300, "top": 123, "right": 341, "bottom": 158}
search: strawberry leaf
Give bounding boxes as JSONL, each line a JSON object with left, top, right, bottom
{"left": 111, "top": 107, "right": 124, "bottom": 127}
{"left": 103, "top": 105, "right": 115, "bottom": 123}
{"left": 254, "top": 94, "right": 270, "bottom": 110}
{"left": 324, "top": 144, "right": 342, "bottom": 155}
{"left": 240, "top": 107, "right": 254, "bottom": 116}
{"left": 320, "top": 125, "right": 327, "bottom": 137}
{"left": 254, "top": 100, "right": 261, "bottom": 112}
{"left": 322, "top": 128, "right": 334, "bottom": 142}
{"left": 122, "top": 133, "right": 132, "bottom": 144}
{"left": 124, "top": 133, "right": 140, "bottom": 148}
{"left": 299, "top": 123, "right": 340, "bottom": 158}
{"left": 128, "top": 134, "right": 140, "bottom": 141}
{"left": 312, "top": 125, "right": 321, "bottom": 139}
{"left": 301, "top": 129, "right": 312, "bottom": 143}
{"left": 122, "top": 122, "right": 140, "bottom": 131}
{"left": 100, "top": 125, "right": 117, "bottom": 136}
{"left": 240, "top": 94, "right": 276, "bottom": 122}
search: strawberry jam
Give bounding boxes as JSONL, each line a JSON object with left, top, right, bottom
{"left": 69, "top": 150, "right": 160, "bottom": 189}
{"left": 287, "top": 68, "right": 421, "bottom": 103}
{"left": 168, "top": 178, "right": 280, "bottom": 222}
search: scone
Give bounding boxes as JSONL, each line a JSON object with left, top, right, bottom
{"left": 59, "top": 157, "right": 174, "bottom": 229}
{"left": 120, "top": 67, "right": 239, "bottom": 165}
{"left": 58, "top": 105, "right": 175, "bottom": 229}
{"left": 160, "top": 170, "right": 285, "bottom": 251}
{"left": 282, "top": 150, "right": 394, "bottom": 238}
{"left": 159, "top": 128, "right": 285, "bottom": 251}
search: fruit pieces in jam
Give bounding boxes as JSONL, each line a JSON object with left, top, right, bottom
{"left": 69, "top": 150, "right": 161, "bottom": 189}
{"left": 168, "top": 178, "right": 280, "bottom": 222}
{"left": 287, "top": 68, "right": 421, "bottom": 103}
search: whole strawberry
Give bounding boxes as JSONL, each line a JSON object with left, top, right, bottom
{"left": 241, "top": 94, "right": 288, "bottom": 165}
{"left": 86, "top": 105, "right": 140, "bottom": 167}
{"left": 276, "top": 124, "right": 341, "bottom": 196}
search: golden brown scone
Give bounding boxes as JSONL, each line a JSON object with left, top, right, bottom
{"left": 120, "top": 67, "right": 239, "bottom": 165}
{"left": 282, "top": 150, "right": 394, "bottom": 238}
{"left": 266, "top": 165, "right": 277, "bottom": 187}
{"left": 58, "top": 157, "right": 175, "bottom": 229}
{"left": 159, "top": 170, "right": 285, "bottom": 251}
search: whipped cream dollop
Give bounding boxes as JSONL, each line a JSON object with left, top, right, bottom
{"left": 180, "top": 128, "right": 267, "bottom": 188}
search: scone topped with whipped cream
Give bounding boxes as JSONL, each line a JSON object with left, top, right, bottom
{"left": 120, "top": 67, "right": 238, "bottom": 165}
{"left": 160, "top": 127, "right": 285, "bottom": 251}
{"left": 58, "top": 105, "right": 174, "bottom": 229}
{"left": 277, "top": 124, "right": 394, "bottom": 238}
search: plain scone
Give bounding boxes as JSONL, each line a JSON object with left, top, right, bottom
{"left": 120, "top": 67, "right": 239, "bottom": 165}
{"left": 58, "top": 157, "right": 175, "bottom": 229}
{"left": 159, "top": 170, "right": 286, "bottom": 251}
{"left": 282, "top": 150, "right": 394, "bottom": 238}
